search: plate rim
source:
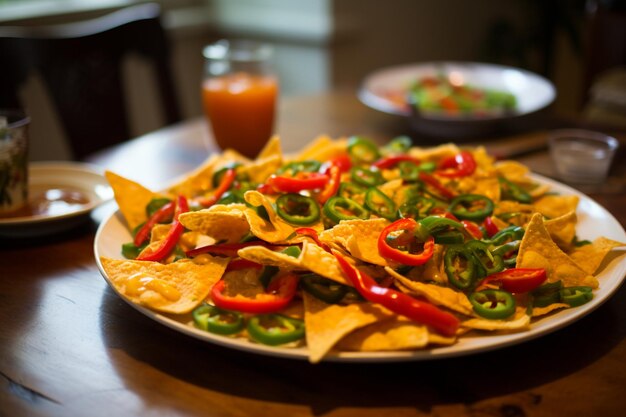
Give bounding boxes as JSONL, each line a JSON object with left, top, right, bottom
{"left": 358, "top": 60, "right": 557, "bottom": 119}
{"left": 93, "top": 173, "right": 626, "bottom": 363}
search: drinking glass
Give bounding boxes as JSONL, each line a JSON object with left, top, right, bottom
{"left": 202, "top": 39, "right": 278, "bottom": 159}
{"left": 0, "top": 110, "right": 30, "bottom": 215}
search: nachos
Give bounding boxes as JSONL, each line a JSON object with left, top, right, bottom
{"left": 100, "top": 135, "right": 625, "bottom": 362}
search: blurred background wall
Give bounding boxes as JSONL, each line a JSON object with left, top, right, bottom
{"left": 0, "top": 0, "right": 600, "bottom": 160}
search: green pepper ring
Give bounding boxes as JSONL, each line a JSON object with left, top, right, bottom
{"left": 350, "top": 166, "right": 385, "bottom": 187}
{"left": 275, "top": 193, "right": 321, "bottom": 225}
{"left": 192, "top": 304, "right": 245, "bottom": 335}
{"left": 444, "top": 245, "right": 479, "bottom": 290}
{"left": 559, "top": 286, "right": 593, "bottom": 307}
{"left": 448, "top": 194, "right": 495, "bottom": 222}
{"left": 247, "top": 314, "right": 305, "bottom": 346}
{"left": 300, "top": 273, "right": 348, "bottom": 304}
{"left": 469, "top": 289, "right": 516, "bottom": 320}
{"left": 323, "top": 196, "right": 369, "bottom": 224}
{"left": 364, "top": 187, "right": 397, "bottom": 221}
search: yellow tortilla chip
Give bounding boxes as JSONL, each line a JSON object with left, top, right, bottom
{"left": 100, "top": 256, "right": 229, "bottom": 314}
{"left": 569, "top": 237, "right": 626, "bottom": 275}
{"left": 495, "top": 160, "right": 530, "bottom": 181}
{"left": 531, "top": 303, "right": 569, "bottom": 317}
{"left": 337, "top": 317, "right": 431, "bottom": 351}
{"left": 388, "top": 268, "right": 474, "bottom": 316}
{"left": 544, "top": 211, "right": 577, "bottom": 250}
{"left": 299, "top": 241, "right": 351, "bottom": 285}
{"left": 533, "top": 194, "right": 579, "bottom": 219}
{"left": 256, "top": 135, "right": 283, "bottom": 161}
{"left": 105, "top": 171, "right": 165, "bottom": 230}
{"left": 516, "top": 213, "right": 597, "bottom": 288}
{"left": 243, "top": 190, "right": 323, "bottom": 243}
{"left": 462, "top": 308, "right": 530, "bottom": 331}
{"left": 303, "top": 292, "right": 392, "bottom": 363}
{"left": 291, "top": 135, "right": 348, "bottom": 162}
{"left": 239, "top": 153, "right": 283, "bottom": 184}
{"left": 320, "top": 218, "right": 390, "bottom": 266}
{"left": 237, "top": 245, "right": 303, "bottom": 270}
{"left": 179, "top": 204, "right": 250, "bottom": 243}
{"left": 167, "top": 149, "right": 249, "bottom": 198}
{"left": 408, "top": 143, "right": 459, "bottom": 161}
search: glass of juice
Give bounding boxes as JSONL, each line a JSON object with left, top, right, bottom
{"left": 202, "top": 40, "right": 278, "bottom": 158}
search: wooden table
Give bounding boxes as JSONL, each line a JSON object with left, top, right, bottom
{"left": 2, "top": 92, "right": 625, "bottom": 417}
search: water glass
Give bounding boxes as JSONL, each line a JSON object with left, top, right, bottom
{"left": 0, "top": 110, "right": 30, "bottom": 215}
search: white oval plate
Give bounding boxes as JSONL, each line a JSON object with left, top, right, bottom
{"left": 359, "top": 61, "right": 556, "bottom": 118}
{"left": 94, "top": 175, "right": 626, "bottom": 362}
{"left": 0, "top": 162, "right": 113, "bottom": 238}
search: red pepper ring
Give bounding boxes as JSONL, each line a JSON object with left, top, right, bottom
{"left": 419, "top": 172, "right": 457, "bottom": 200}
{"left": 198, "top": 168, "right": 236, "bottom": 208}
{"left": 372, "top": 155, "right": 421, "bottom": 170}
{"left": 210, "top": 273, "right": 300, "bottom": 314}
{"left": 136, "top": 195, "right": 189, "bottom": 262}
{"left": 267, "top": 172, "right": 329, "bottom": 193}
{"left": 333, "top": 251, "right": 460, "bottom": 337}
{"left": 436, "top": 151, "right": 477, "bottom": 178}
{"left": 133, "top": 201, "right": 175, "bottom": 246}
{"left": 294, "top": 227, "right": 331, "bottom": 253}
{"left": 317, "top": 164, "right": 341, "bottom": 204}
{"left": 378, "top": 218, "right": 435, "bottom": 266}
{"left": 476, "top": 268, "right": 547, "bottom": 293}
{"left": 483, "top": 216, "right": 500, "bottom": 238}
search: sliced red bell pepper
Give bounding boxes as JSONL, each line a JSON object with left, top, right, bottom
{"left": 186, "top": 241, "right": 276, "bottom": 258}
{"left": 476, "top": 268, "right": 547, "bottom": 293}
{"left": 333, "top": 251, "right": 459, "bottom": 336}
{"left": 436, "top": 151, "right": 477, "bottom": 178}
{"left": 136, "top": 195, "right": 189, "bottom": 262}
{"left": 317, "top": 164, "right": 341, "bottom": 204}
{"left": 323, "top": 154, "right": 352, "bottom": 174}
{"left": 198, "top": 168, "right": 236, "bottom": 207}
{"left": 372, "top": 155, "right": 420, "bottom": 170}
{"left": 211, "top": 273, "right": 299, "bottom": 314}
{"left": 461, "top": 220, "right": 483, "bottom": 240}
{"left": 483, "top": 216, "right": 500, "bottom": 238}
{"left": 378, "top": 218, "right": 435, "bottom": 266}
{"left": 133, "top": 201, "right": 175, "bottom": 246}
{"left": 419, "top": 172, "right": 457, "bottom": 199}
{"left": 295, "top": 227, "right": 331, "bottom": 252}
{"left": 267, "top": 172, "right": 329, "bottom": 193}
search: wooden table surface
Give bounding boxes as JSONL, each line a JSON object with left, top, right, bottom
{"left": 2, "top": 92, "right": 626, "bottom": 417}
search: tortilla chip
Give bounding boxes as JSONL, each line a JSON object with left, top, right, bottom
{"left": 337, "top": 317, "right": 430, "bottom": 351}
{"left": 495, "top": 160, "right": 530, "bottom": 181}
{"left": 388, "top": 268, "right": 474, "bottom": 316}
{"left": 237, "top": 245, "right": 303, "bottom": 270}
{"left": 408, "top": 143, "right": 459, "bottom": 161}
{"left": 569, "top": 237, "right": 626, "bottom": 275}
{"left": 303, "top": 292, "right": 393, "bottom": 363}
{"left": 100, "top": 256, "right": 228, "bottom": 314}
{"left": 179, "top": 204, "right": 250, "bottom": 243}
{"left": 299, "top": 241, "right": 351, "bottom": 285}
{"left": 292, "top": 135, "right": 348, "bottom": 162}
{"left": 244, "top": 190, "right": 323, "bottom": 243}
{"left": 167, "top": 150, "right": 249, "bottom": 197}
{"left": 105, "top": 171, "right": 165, "bottom": 230}
{"left": 239, "top": 153, "right": 283, "bottom": 184}
{"left": 462, "top": 308, "right": 531, "bottom": 331}
{"left": 320, "top": 218, "right": 390, "bottom": 266}
{"left": 516, "top": 213, "right": 597, "bottom": 288}
{"left": 531, "top": 303, "right": 569, "bottom": 317}
{"left": 533, "top": 195, "right": 579, "bottom": 219}
{"left": 544, "top": 211, "right": 577, "bottom": 250}
{"left": 256, "top": 135, "right": 283, "bottom": 161}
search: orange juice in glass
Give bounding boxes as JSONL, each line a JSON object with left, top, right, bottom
{"left": 202, "top": 40, "right": 278, "bottom": 158}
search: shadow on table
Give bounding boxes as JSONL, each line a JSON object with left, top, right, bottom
{"left": 99, "top": 283, "right": 625, "bottom": 415}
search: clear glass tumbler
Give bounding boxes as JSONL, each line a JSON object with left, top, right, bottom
{"left": 548, "top": 129, "right": 619, "bottom": 184}
{"left": 202, "top": 39, "right": 278, "bottom": 159}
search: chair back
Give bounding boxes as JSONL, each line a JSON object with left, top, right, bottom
{"left": 0, "top": 3, "right": 182, "bottom": 159}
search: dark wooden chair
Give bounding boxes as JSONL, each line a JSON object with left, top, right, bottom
{"left": 0, "top": 3, "right": 182, "bottom": 160}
